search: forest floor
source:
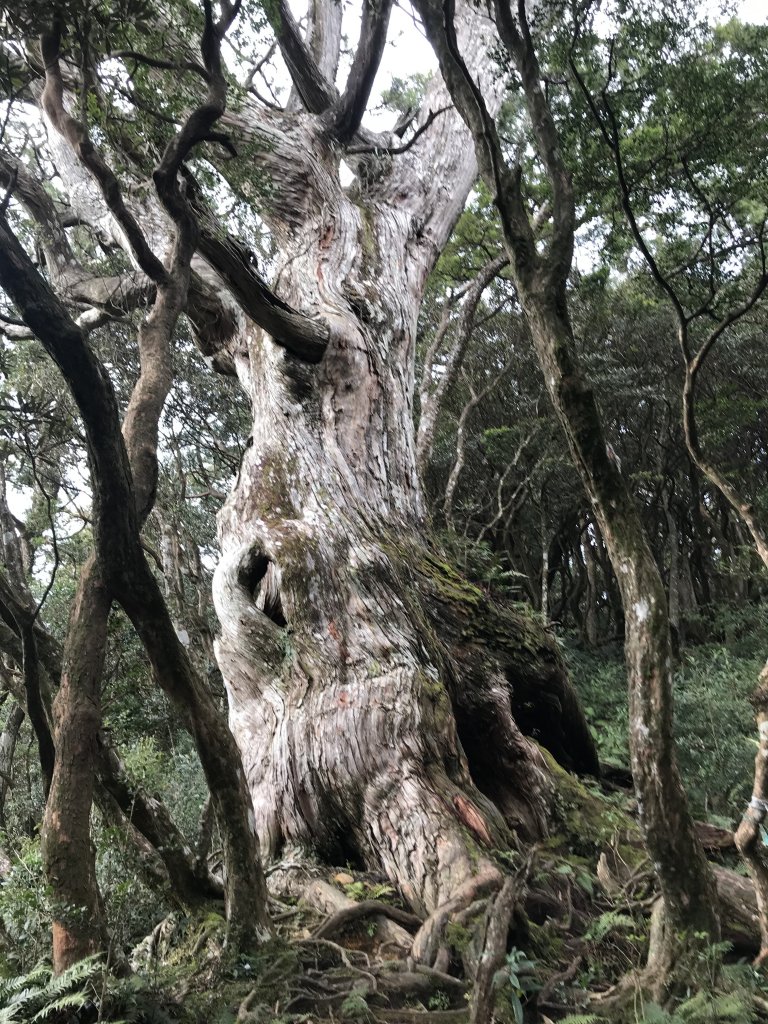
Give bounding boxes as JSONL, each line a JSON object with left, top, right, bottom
{"left": 54, "top": 750, "right": 765, "bottom": 1024}
{"left": 3, "top": 616, "right": 768, "bottom": 1024}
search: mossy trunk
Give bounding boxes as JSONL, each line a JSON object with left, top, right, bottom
{"left": 213, "top": 188, "right": 597, "bottom": 914}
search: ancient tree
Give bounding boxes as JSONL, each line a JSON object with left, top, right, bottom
{"left": 0, "top": 0, "right": 597, "bottom": 967}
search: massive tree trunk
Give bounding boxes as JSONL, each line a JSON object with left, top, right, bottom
{"left": 209, "top": 6, "right": 597, "bottom": 916}
{"left": 212, "top": 175, "right": 596, "bottom": 915}
{"left": 1, "top": 0, "right": 599, "bottom": 950}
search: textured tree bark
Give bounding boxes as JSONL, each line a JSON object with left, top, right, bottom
{"left": 2, "top": 0, "right": 601, "bottom": 959}
{"left": 523, "top": 305, "right": 721, "bottom": 973}
{"left": 734, "top": 665, "right": 768, "bottom": 966}
{"left": 582, "top": 518, "right": 599, "bottom": 648}
{"left": 211, "top": 49, "right": 597, "bottom": 916}
{"left": 212, "top": 270, "right": 527, "bottom": 914}
{"left": 42, "top": 561, "right": 111, "bottom": 970}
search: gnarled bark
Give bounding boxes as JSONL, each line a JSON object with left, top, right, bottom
{"left": 3, "top": 0, "right": 601, "bottom": 967}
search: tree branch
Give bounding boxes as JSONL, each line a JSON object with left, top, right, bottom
{"left": 0, "top": 152, "right": 156, "bottom": 315}
{"left": 493, "top": 0, "right": 575, "bottom": 289}
{"left": 346, "top": 106, "right": 449, "bottom": 155}
{"left": 414, "top": 0, "right": 538, "bottom": 287}
{"left": 269, "top": 0, "right": 338, "bottom": 113}
{"left": 195, "top": 216, "right": 329, "bottom": 362}
{"left": 39, "top": 23, "right": 169, "bottom": 285}
{"left": 328, "top": 0, "right": 394, "bottom": 143}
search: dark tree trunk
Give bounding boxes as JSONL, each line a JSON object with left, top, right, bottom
{"left": 42, "top": 563, "right": 111, "bottom": 968}
{"left": 0, "top": 701, "right": 25, "bottom": 826}
{"left": 414, "top": 0, "right": 720, "bottom": 990}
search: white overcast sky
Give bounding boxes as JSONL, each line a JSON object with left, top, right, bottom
{"left": 367, "top": 0, "right": 767, "bottom": 129}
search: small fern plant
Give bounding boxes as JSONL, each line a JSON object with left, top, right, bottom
{"left": 0, "top": 955, "right": 102, "bottom": 1023}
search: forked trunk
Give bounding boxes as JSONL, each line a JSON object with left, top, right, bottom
{"left": 213, "top": 189, "right": 596, "bottom": 913}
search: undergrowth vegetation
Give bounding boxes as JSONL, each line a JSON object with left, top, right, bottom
{"left": 568, "top": 602, "right": 768, "bottom": 822}
{"left": 1, "top": 606, "right": 767, "bottom": 1022}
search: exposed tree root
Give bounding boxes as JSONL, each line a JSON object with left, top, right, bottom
{"left": 373, "top": 1010, "right": 468, "bottom": 1023}
{"left": 313, "top": 900, "right": 422, "bottom": 940}
{"left": 301, "top": 877, "right": 416, "bottom": 953}
{"left": 469, "top": 874, "right": 520, "bottom": 1024}
{"left": 536, "top": 953, "right": 583, "bottom": 1016}
{"left": 411, "top": 865, "right": 503, "bottom": 968}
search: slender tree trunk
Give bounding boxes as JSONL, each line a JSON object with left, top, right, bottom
{"left": 524, "top": 301, "right": 720, "bottom": 959}
{"left": 734, "top": 664, "right": 768, "bottom": 965}
{"left": 663, "top": 493, "right": 682, "bottom": 659}
{"left": 118, "top": 554, "right": 273, "bottom": 946}
{"left": 540, "top": 522, "right": 549, "bottom": 626}
{"left": 42, "top": 560, "right": 111, "bottom": 970}
{"left": 415, "top": 2, "right": 719, "bottom": 985}
{"left": 583, "top": 518, "right": 599, "bottom": 647}
{"left": 0, "top": 701, "right": 24, "bottom": 826}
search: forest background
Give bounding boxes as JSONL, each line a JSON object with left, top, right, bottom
{"left": 1, "top": 0, "right": 768, "bottom": 1021}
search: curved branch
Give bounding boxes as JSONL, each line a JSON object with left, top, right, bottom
{"left": 346, "top": 106, "right": 449, "bottom": 155}
{"left": 0, "top": 152, "right": 156, "bottom": 315}
{"left": 39, "top": 24, "right": 169, "bottom": 285}
{"left": 197, "top": 220, "right": 329, "bottom": 362}
{"left": 414, "top": 0, "right": 537, "bottom": 287}
{"left": 270, "top": 0, "right": 338, "bottom": 113}
{"left": 328, "top": 0, "right": 394, "bottom": 143}
{"left": 493, "top": 0, "right": 574, "bottom": 290}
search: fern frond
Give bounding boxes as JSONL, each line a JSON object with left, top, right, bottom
{"left": 31, "top": 990, "right": 91, "bottom": 1022}
{"left": 0, "top": 962, "right": 50, "bottom": 1001}
{"left": 44, "top": 953, "right": 101, "bottom": 994}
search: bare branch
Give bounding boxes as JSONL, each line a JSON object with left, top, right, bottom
{"left": 414, "top": 0, "right": 538, "bottom": 287}
{"left": 493, "top": 0, "right": 575, "bottom": 289}
{"left": 346, "top": 106, "right": 450, "bottom": 155}
{"left": 269, "top": 0, "right": 338, "bottom": 113}
{"left": 112, "top": 49, "right": 210, "bottom": 80}
{"left": 417, "top": 253, "right": 509, "bottom": 474}
{"left": 39, "top": 23, "right": 169, "bottom": 285}
{"left": 328, "top": 0, "right": 394, "bottom": 143}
